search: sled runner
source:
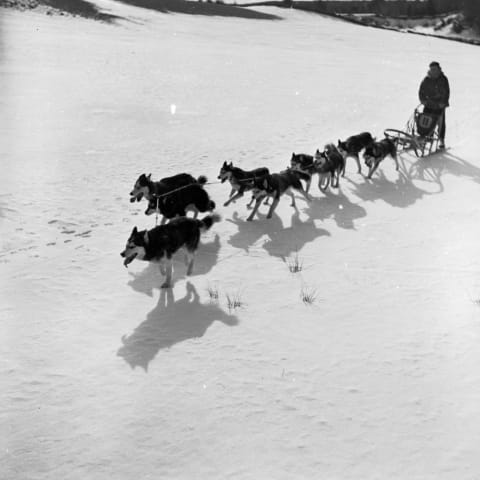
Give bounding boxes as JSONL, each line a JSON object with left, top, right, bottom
{"left": 384, "top": 104, "right": 444, "bottom": 158}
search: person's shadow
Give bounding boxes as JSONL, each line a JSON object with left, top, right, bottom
{"left": 126, "top": 233, "right": 221, "bottom": 297}
{"left": 117, "top": 282, "right": 239, "bottom": 371}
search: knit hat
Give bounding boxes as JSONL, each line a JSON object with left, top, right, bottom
{"left": 429, "top": 61, "right": 441, "bottom": 68}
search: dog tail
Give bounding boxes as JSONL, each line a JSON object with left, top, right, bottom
{"left": 199, "top": 213, "right": 221, "bottom": 232}
{"left": 197, "top": 175, "right": 208, "bottom": 185}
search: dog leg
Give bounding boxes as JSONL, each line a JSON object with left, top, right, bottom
{"left": 392, "top": 154, "right": 399, "bottom": 171}
{"left": 224, "top": 191, "right": 243, "bottom": 207}
{"left": 161, "top": 258, "right": 173, "bottom": 288}
{"left": 246, "top": 196, "right": 264, "bottom": 221}
{"left": 288, "top": 190, "right": 296, "bottom": 208}
{"left": 296, "top": 187, "right": 311, "bottom": 202}
{"left": 267, "top": 197, "right": 280, "bottom": 218}
{"left": 185, "top": 251, "right": 195, "bottom": 276}
{"left": 319, "top": 174, "right": 329, "bottom": 191}
{"left": 159, "top": 261, "right": 166, "bottom": 276}
{"left": 305, "top": 178, "right": 312, "bottom": 193}
{"left": 366, "top": 161, "right": 379, "bottom": 179}
{"left": 355, "top": 154, "right": 362, "bottom": 174}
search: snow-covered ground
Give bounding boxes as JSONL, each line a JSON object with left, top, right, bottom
{"left": 2, "top": 3, "right": 480, "bottom": 479}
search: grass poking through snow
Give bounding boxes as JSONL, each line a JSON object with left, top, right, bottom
{"left": 225, "top": 290, "right": 244, "bottom": 312}
{"left": 300, "top": 285, "right": 318, "bottom": 305}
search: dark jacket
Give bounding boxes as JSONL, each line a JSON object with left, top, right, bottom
{"left": 419, "top": 72, "right": 450, "bottom": 110}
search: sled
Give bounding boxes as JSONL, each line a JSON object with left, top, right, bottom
{"left": 384, "top": 104, "right": 444, "bottom": 158}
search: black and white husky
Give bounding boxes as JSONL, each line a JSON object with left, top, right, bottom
{"left": 313, "top": 143, "right": 345, "bottom": 190}
{"left": 247, "top": 168, "right": 311, "bottom": 221}
{"left": 144, "top": 184, "right": 216, "bottom": 223}
{"left": 129, "top": 173, "right": 207, "bottom": 203}
{"left": 363, "top": 137, "right": 399, "bottom": 179}
{"left": 337, "top": 132, "right": 374, "bottom": 175}
{"left": 120, "top": 214, "right": 221, "bottom": 288}
{"left": 290, "top": 153, "right": 316, "bottom": 193}
{"left": 217, "top": 161, "right": 269, "bottom": 207}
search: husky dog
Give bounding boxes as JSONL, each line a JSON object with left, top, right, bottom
{"left": 121, "top": 214, "right": 221, "bottom": 288}
{"left": 247, "top": 169, "right": 311, "bottom": 221}
{"left": 337, "top": 132, "right": 374, "bottom": 175}
{"left": 290, "top": 153, "right": 316, "bottom": 193}
{"left": 313, "top": 143, "right": 345, "bottom": 190}
{"left": 129, "top": 173, "right": 207, "bottom": 203}
{"left": 145, "top": 184, "right": 216, "bottom": 222}
{"left": 217, "top": 161, "right": 269, "bottom": 207}
{"left": 363, "top": 137, "right": 399, "bottom": 179}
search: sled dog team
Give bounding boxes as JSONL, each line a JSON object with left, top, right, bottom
{"left": 121, "top": 131, "right": 398, "bottom": 287}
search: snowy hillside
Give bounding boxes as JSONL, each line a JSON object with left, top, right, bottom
{"left": 2, "top": 3, "right": 480, "bottom": 479}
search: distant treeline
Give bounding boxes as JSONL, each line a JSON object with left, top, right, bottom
{"left": 278, "top": 0, "right": 461, "bottom": 16}
{"left": 463, "top": 0, "right": 480, "bottom": 28}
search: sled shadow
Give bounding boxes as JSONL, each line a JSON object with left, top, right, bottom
{"left": 127, "top": 234, "right": 221, "bottom": 297}
{"left": 408, "top": 152, "right": 480, "bottom": 187}
{"left": 227, "top": 210, "right": 329, "bottom": 259}
{"left": 117, "top": 282, "right": 239, "bottom": 371}
{"left": 116, "top": 0, "right": 281, "bottom": 20}
{"left": 304, "top": 189, "right": 367, "bottom": 230}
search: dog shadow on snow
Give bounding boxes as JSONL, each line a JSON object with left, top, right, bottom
{"left": 118, "top": 281, "right": 239, "bottom": 371}
{"left": 304, "top": 189, "right": 367, "bottom": 229}
{"left": 349, "top": 168, "right": 432, "bottom": 208}
{"left": 126, "top": 234, "right": 221, "bottom": 297}
{"left": 227, "top": 210, "right": 330, "bottom": 260}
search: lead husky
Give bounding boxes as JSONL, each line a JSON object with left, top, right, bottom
{"left": 120, "top": 214, "right": 221, "bottom": 288}
{"left": 129, "top": 173, "right": 207, "bottom": 203}
{"left": 247, "top": 169, "right": 311, "bottom": 221}
{"left": 217, "top": 161, "right": 269, "bottom": 207}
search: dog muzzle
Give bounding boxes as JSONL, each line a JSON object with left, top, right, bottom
{"left": 121, "top": 251, "right": 137, "bottom": 267}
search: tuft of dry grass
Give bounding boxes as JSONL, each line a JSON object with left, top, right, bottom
{"left": 300, "top": 285, "right": 318, "bottom": 305}
{"left": 286, "top": 251, "right": 303, "bottom": 274}
{"left": 225, "top": 290, "right": 244, "bottom": 312}
{"left": 206, "top": 283, "right": 220, "bottom": 302}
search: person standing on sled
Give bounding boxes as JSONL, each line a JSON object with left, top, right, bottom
{"left": 418, "top": 61, "right": 450, "bottom": 149}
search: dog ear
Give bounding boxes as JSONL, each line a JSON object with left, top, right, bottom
{"left": 132, "top": 226, "right": 138, "bottom": 234}
{"left": 229, "top": 162, "right": 233, "bottom": 167}
{"left": 143, "top": 232, "right": 149, "bottom": 244}
{"left": 147, "top": 173, "right": 151, "bottom": 180}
